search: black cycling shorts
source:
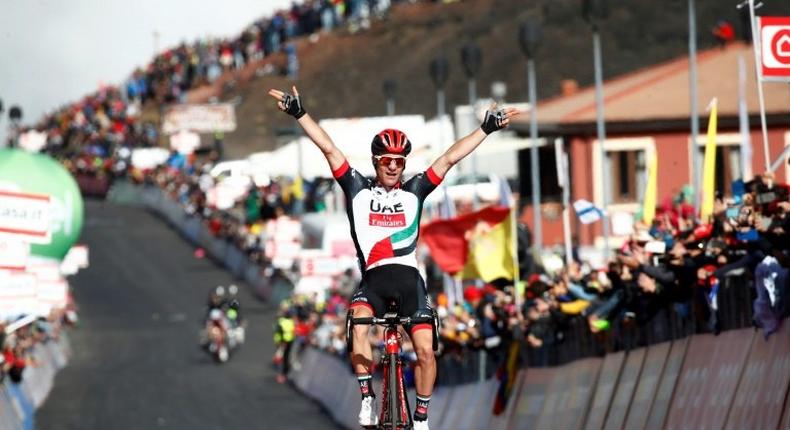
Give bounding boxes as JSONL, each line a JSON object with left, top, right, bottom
{"left": 350, "top": 264, "right": 433, "bottom": 334}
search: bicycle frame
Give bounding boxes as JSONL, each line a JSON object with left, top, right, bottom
{"left": 380, "top": 324, "right": 411, "bottom": 429}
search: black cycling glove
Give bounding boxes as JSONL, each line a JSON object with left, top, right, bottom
{"left": 480, "top": 109, "right": 506, "bottom": 134}
{"left": 282, "top": 93, "right": 306, "bottom": 119}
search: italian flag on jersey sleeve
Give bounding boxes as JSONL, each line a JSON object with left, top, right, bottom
{"left": 366, "top": 210, "right": 421, "bottom": 268}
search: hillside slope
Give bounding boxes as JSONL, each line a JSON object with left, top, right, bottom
{"left": 207, "top": 0, "right": 790, "bottom": 159}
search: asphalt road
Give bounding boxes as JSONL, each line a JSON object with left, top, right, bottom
{"left": 36, "top": 200, "right": 338, "bottom": 430}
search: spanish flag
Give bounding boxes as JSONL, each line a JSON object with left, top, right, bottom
{"left": 421, "top": 206, "right": 516, "bottom": 282}
{"left": 700, "top": 98, "right": 718, "bottom": 222}
{"left": 460, "top": 209, "right": 516, "bottom": 282}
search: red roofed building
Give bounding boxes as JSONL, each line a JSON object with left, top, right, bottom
{"left": 510, "top": 42, "right": 790, "bottom": 250}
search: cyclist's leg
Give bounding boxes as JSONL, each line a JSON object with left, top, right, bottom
{"left": 410, "top": 328, "right": 435, "bottom": 420}
{"left": 350, "top": 279, "right": 384, "bottom": 427}
{"left": 349, "top": 280, "right": 383, "bottom": 375}
{"left": 403, "top": 273, "right": 435, "bottom": 422}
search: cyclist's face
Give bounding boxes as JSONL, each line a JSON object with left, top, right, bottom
{"left": 373, "top": 154, "right": 405, "bottom": 188}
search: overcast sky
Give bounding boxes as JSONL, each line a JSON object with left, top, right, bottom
{"left": 0, "top": 0, "right": 293, "bottom": 143}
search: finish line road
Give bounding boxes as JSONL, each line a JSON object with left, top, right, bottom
{"left": 36, "top": 200, "right": 338, "bottom": 430}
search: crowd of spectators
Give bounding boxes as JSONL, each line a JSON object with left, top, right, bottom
{"left": 273, "top": 171, "right": 789, "bottom": 383}
{"left": 6, "top": 0, "right": 787, "bottom": 384}
{"left": 11, "top": 0, "right": 446, "bottom": 166}
{"left": 1, "top": 307, "right": 77, "bottom": 385}
{"left": 121, "top": 0, "right": 421, "bottom": 106}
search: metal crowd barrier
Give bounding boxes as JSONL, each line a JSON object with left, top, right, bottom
{"left": 291, "top": 322, "right": 790, "bottom": 430}
{"left": 0, "top": 335, "right": 71, "bottom": 430}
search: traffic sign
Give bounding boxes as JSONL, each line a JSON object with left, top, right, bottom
{"left": 759, "top": 16, "right": 790, "bottom": 81}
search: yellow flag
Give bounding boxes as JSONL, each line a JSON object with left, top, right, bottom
{"left": 642, "top": 147, "right": 658, "bottom": 225}
{"left": 460, "top": 211, "right": 516, "bottom": 282}
{"left": 700, "top": 98, "right": 718, "bottom": 222}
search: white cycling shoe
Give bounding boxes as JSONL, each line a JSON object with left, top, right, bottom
{"left": 413, "top": 419, "right": 430, "bottom": 430}
{"left": 358, "top": 396, "right": 379, "bottom": 427}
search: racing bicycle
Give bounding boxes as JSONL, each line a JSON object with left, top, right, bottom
{"left": 346, "top": 300, "right": 439, "bottom": 430}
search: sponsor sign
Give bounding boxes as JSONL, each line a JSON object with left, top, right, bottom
{"left": 265, "top": 217, "right": 303, "bottom": 269}
{"left": 0, "top": 239, "right": 30, "bottom": 270}
{"left": 0, "top": 272, "right": 37, "bottom": 320}
{"left": 369, "top": 213, "right": 406, "bottom": 227}
{"left": 0, "top": 189, "right": 52, "bottom": 243}
{"left": 162, "top": 103, "right": 236, "bottom": 134}
{"left": 760, "top": 17, "right": 790, "bottom": 81}
{"left": 298, "top": 250, "right": 355, "bottom": 277}
{"left": 36, "top": 279, "right": 68, "bottom": 316}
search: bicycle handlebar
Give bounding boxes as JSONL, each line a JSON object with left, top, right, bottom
{"left": 352, "top": 315, "right": 433, "bottom": 327}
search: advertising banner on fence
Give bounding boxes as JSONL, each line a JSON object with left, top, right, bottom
{"left": 0, "top": 239, "right": 30, "bottom": 270}
{"left": 0, "top": 189, "right": 52, "bottom": 244}
{"left": 36, "top": 279, "right": 68, "bottom": 316}
{"left": 266, "top": 217, "right": 302, "bottom": 269}
{"left": 0, "top": 272, "right": 37, "bottom": 320}
{"left": 162, "top": 103, "right": 236, "bottom": 134}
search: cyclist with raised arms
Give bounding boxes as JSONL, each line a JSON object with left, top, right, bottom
{"left": 268, "top": 86, "right": 519, "bottom": 429}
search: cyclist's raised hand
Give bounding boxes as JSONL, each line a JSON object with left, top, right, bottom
{"left": 480, "top": 103, "right": 522, "bottom": 134}
{"left": 268, "top": 86, "right": 306, "bottom": 119}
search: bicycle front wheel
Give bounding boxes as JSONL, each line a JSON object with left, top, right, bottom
{"left": 389, "top": 353, "right": 399, "bottom": 430}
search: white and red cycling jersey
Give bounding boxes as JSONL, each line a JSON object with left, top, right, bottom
{"left": 332, "top": 160, "right": 442, "bottom": 272}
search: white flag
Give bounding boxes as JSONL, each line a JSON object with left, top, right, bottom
{"left": 573, "top": 199, "right": 604, "bottom": 224}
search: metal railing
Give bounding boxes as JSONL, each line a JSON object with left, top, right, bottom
{"left": 434, "top": 272, "right": 758, "bottom": 384}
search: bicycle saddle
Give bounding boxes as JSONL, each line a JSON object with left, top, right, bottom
{"left": 383, "top": 298, "right": 401, "bottom": 319}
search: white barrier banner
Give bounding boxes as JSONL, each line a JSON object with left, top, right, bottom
{"left": 36, "top": 280, "right": 68, "bottom": 316}
{"left": 0, "top": 272, "right": 37, "bottom": 320}
{"left": 0, "top": 239, "right": 30, "bottom": 270}
{"left": 162, "top": 103, "right": 237, "bottom": 134}
{"left": 266, "top": 217, "right": 302, "bottom": 269}
{"left": 61, "top": 245, "right": 89, "bottom": 273}
{"left": 28, "top": 261, "right": 61, "bottom": 282}
{"left": 0, "top": 190, "right": 52, "bottom": 243}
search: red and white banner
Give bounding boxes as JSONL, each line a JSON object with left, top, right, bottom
{"left": 27, "top": 261, "right": 61, "bottom": 282}
{"left": 0, "top": 239, "right": 30, "bottom": 270}
{"left": 760, "top": 16, "right": 790, "bottom": 81}
{"left": 36, "top": 279, "right": 68, "bottom": 316}
{"left": 266, "top": 217, "right": 303, "bottom": 269}
{"left": 0, "top": 272, "right": 37, "bottom": 319}
{"left": 0, "top": 189, "right": 52, "bottom": 243}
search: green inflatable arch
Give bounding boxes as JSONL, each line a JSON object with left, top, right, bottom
{"left": 0, "top": 149, "right": 84, "bottom": 260}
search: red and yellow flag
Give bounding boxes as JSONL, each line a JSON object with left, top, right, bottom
{"left": 421, "top": 206, "right": 515, "bottom": 282}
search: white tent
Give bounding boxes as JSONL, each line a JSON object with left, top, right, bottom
{"left": 253, "top": 137, "right": 330, "bottom": 180}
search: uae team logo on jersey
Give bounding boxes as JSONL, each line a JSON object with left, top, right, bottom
{"left": 369, "top": 200, "right": 406, "bottom": 227}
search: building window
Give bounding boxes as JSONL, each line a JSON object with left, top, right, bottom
{"left": 607, "top": 149, "right": 646, "bottom": 204}
{"left": 694, "top": 134, "right": 745, "bottom": 196}
{"left": 519, "top": 145, "right": 562, "bottom": 203}
{"left": 697, "top": 146, "right": 743, "bottom": 196}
